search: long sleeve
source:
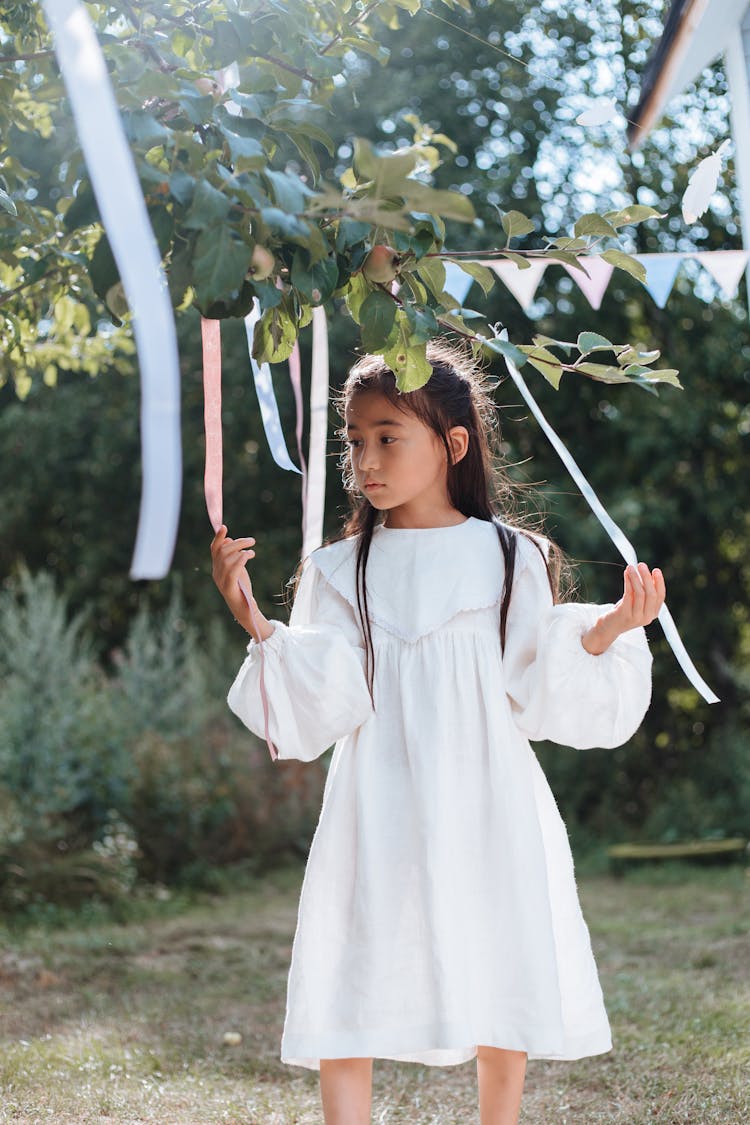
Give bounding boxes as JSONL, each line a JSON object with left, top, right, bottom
{"left": 502, "top": 534, "right": 653, "bottom": 749}
{"left": 227, "top": 557, "right": 374, "bottom": 761}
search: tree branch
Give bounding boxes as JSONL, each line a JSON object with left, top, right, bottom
{"left": 320, "top": 2, "right": 380, "bottom": 56}
{"left": 0, "top": 50, "right": 57, "bottom": 65}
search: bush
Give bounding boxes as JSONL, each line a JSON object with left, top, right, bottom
{"left": 0, "top": 568, "right": 325, "bottom": 913}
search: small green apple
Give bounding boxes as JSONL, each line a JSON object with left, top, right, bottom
{"left": 362, "top": 245, "right": 401, "bottom": 285}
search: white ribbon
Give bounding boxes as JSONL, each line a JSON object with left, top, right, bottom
{"left": 490, "top": 332, "right": 719, "bottom": 705}
{"left": 244, "top": 301, "right": 302, "bottom": 475}
{"left": 301, "top": 307, "right": 330, "bottom": 559}
{"left": 42, "top": 0, "right": 182, "bottom": 580}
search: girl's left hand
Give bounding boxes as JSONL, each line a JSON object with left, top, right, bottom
{"left": 582, "top": 563, "right": 666, "bottom": 654}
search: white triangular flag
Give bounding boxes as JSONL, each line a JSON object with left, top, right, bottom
{"left": 576, "top": 98, "right": 618, "bottom": 126}
{"left": 682, "top": 140, "right": 731, "bottom": 224}
{"left": 693, "top": 249, "right": 750, "bottom": 298}
{"left": 487, "top": 259, "right": 548, "bottom": 311}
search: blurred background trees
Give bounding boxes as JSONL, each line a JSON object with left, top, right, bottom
{"left": 1, "top": 0, "right": 748, "bottom": 908}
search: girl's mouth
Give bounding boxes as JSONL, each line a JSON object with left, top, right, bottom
{"left": 365, "top": 482, "right": 384, "bottom": 490}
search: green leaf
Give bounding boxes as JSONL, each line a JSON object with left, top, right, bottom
{"left": 501, "top": 210, "right": 535, "bottom": 240}
{"left": 0, "top": 187, "right": 17, "bottom": 217}
{"left": 603, "top": 204, "right": 665, "bottom": 228}
{"left": 291, "top": 250, "right": 339, "bottom": 304}
{"left": 573, "top": 213, "right": 619, "bottom": 239}
{"left": 192, "top": 226, "right": 250, "bottom": 308}
{"left": 169, "top": 171, "right": 195, "bottom": 207}
{"left": 483, "top": 335, "right": 530, "bottom": 370}
{"left": 253, "top": 302, "right": 298, "bottom": 364}
{"left": 263, "top": 168, "right": 313, "bottom": 213}
{"left": 577, "top": 331, "right": 614, "bottom": 355}
{"left": 517, "top": 345, "right": 564, "bottom": 389}
{"left": 183, "top": 179, "right": 231, "bottom": 229}
{"left": 336, "top": 219, "right": 372, "bottom": 252}
{"left": 384, "top": 339, "right": 432, "bottom": 392}
{"left": 532, "top": 333, "right": 574, "bottom": 355}
{"left": 416, "top": 256, "right": 447, "bottom": 300}
{"left": 123, "top": 110, "right": 170, "bottom": 148}
{"left": 343, "top": 271, "right": 371, "bottom": 323}
{"left": 499, "top": 252, "right": 531, "bottom": 270}
{"left": 617, "top": 346, "right": 661, "bottom": 367}
{"left": 360, "top": 289, "right": 398, "bottom": 351}
{"left": 542, "top": 250, "right": 588, "bottom": 272}
{"left": 402, "top": 185, "right": 476, "bottom": 223}
{"left": 63, "top": 182, "right": 99, "bottom": 232}
{"left": 624, "top": 364, "right": 682, "bottom": 388}
{"left": 445, "top": 258, "right": 495, "bottom": 296}
{"left": 574, "top": 362, "right": 632, "bottom": 383}
{"left": 601, "top": 249, "right": 647, "bottom": 283}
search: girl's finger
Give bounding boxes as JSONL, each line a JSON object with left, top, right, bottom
{"left": 211, "top": 524, "right": 228, "bottom": 550}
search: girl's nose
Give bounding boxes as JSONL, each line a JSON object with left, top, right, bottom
{"left": 358, "top": 442, "right": 379, "bottom": 471}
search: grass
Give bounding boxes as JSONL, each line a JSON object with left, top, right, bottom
{"left": 0, "top": 865, "right": 748, "bottom": 1124}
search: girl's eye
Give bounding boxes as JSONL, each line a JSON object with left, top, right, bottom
{"left": 346, "top": 436, "right": 395, "bottom": 447}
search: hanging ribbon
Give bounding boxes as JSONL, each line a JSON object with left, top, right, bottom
{"left": 489, "top": 331, "right": 719, "bottom": 705}
{"left": 201, "top": 317, "right": 279, "bottom": 760}
{"left": 243, "top": 301, "right": 303, "bottom": 475}
{"left": 287, "top": 342, "right": 309, "bottom": 550}
{"left": 41, "top": 0, "right": 182, "bottom": 581}
{"left": 302, "top": 307, "right": 330, "bottom": 560}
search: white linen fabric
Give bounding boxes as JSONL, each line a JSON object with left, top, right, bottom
{"left": 227, "top": 516, "right": 653, "bottom": 1070}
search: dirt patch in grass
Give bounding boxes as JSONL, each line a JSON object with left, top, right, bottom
{"left": 0, "top": 866, "right": 747, "bottom": 1123}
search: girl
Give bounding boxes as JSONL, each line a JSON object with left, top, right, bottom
{"left": 211, "top": 341, "right": 665, "bottom": 1125}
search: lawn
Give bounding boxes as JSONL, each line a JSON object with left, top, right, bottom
{"left": 0, "top": 865, "right": 747, "bottom": 1124}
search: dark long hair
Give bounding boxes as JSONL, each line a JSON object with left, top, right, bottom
{"left": 293, "top": 340, "right": 575, "bottom": 705}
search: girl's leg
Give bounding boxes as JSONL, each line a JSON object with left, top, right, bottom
{"left": 476, "top": 1045, "right": 527, "bottom": 1125}
{"left": 319, "top": 1057, "right": 373, "bottom": 1125}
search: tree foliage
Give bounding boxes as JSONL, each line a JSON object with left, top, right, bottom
{"left": 2, "top": 0, "right": 675, "bottom": 395}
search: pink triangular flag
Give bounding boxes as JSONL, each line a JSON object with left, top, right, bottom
{"left": 487, "top": 259, "right": 548, "bottom": 310}
{"left": 562, "top": 256, "right": 614, "bottom": 310}
{"left": 693, "top": 250, "right": 749, "bottom": 298}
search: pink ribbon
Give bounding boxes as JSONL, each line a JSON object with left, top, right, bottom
{"left": 201, "top": 317, "right": 278, "bottom": 760}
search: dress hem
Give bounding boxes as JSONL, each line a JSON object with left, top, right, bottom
{"left": 280, "top": 1026, "right": 613, "bottom": 1071}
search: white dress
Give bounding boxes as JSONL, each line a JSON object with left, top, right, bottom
{"left": 227, "top": 516, "right": 653, "bottom": 1071}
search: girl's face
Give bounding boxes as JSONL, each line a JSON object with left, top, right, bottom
{"left": 344, "top": 389, "right": 468, "bottom": 526}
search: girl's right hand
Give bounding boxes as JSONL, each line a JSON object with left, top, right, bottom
{"left": 210, "top": 524, "right": 257, "bottom": 625}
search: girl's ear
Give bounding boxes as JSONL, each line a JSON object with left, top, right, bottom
{"left": 448, "top": 425, "right": 470, "bottom": 465}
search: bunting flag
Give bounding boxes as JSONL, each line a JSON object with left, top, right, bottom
{"left": 563, "top": 256, "right": 614, "bottom": 310}
{"left": 487, "top": 259, "right": 549, "bottom": 311}
{"left": 694, "top": 250, "right": 750, "bottom": 298}
{"left": 492, "top": 331, "right": 720, "bottom": 706}
{"left": 637, "top": 253, "right": 684, "bottom": 308}
{"left": 42, "top": 0, "right": 182, "bottom": 581}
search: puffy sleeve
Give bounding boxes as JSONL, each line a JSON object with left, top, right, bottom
{"left": 226, "top": 556, "right": 374, "bottom": 761}
{"left": 502, "top": 534, "right": 653, "bottom": 749}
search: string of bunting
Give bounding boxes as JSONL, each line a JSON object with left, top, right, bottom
{"left": 442, "top": 250, "right": 750, "bottom": 312}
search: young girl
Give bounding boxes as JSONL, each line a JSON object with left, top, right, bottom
{"left": 211, "top": 341, "right": 665, "bottom": 1125}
